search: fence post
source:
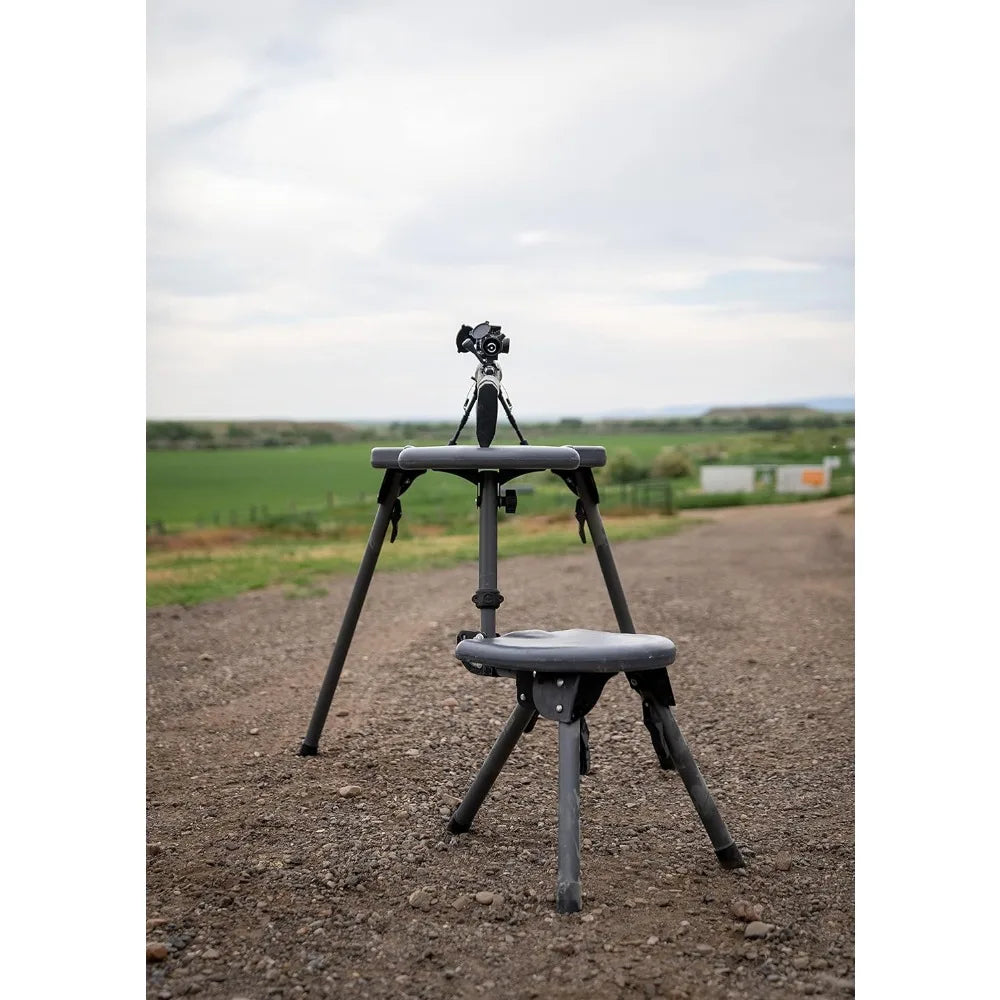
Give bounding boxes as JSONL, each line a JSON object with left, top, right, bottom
{"left": 663, "top": 482, "right": 674, "bottom": 515}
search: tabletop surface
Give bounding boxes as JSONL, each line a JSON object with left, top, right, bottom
{"left": 371, "top": 444, "right": 607, "bottom": 471}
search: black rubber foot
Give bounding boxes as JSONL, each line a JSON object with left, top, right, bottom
{"left": 447, "top": 816, "right": 471, "bottom": 834}
{"left": 298, "top": 742, "right": 319, "bottom": 757}
{"left": 716, "top": 842, "right": 746, "bottom": 869}
{"left": 556, "top": 881, "right": 582, "bottom": 914}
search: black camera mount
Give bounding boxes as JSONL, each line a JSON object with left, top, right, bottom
{"left": 449, "top": 321, "right": 528, "bottom": 448}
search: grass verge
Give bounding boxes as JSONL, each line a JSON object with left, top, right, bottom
{"left": 146, "top": 513, "right": 703, "bottom": 607}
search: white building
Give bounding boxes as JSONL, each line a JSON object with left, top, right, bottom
{"left": 699, "top": 465, "right": 756, "bottom": 493}
{"left": 775, "top": 465, "right": 830, "bottom": 494}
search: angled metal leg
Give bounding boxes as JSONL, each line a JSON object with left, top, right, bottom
{"left": 298, "top": 471, "right": 404, "bottom": 755}
{"left": 573, "top": 468, "right": 675, "bottom": 769}
{"left": 448, "top": 702, "right": 537, "bottom": 833}
{"left": 643, "top": 693, "right": 744, "bottom": 869}
{"left": 574, "top": 468, "right": 636, "bottom": 633}
{"left": 557, "top": 718, "right": 583, "bottom": 913}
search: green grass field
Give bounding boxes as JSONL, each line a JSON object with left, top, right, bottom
{"left": 146, "top": 425, "right": 853, "bottom": 606}
{"left": 147, "top": 426, "right": 853, "bottom": 529}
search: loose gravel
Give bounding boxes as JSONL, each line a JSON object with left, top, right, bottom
{"left": 147, "top": 498, "right": 854, "bottom": 1000}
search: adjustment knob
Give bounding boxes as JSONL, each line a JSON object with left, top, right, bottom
{"left": 500, "top": 490, "right": 518, "bottom": 514}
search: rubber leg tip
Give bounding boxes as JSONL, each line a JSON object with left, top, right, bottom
{"left": 298, "top": 743, "right": 319, "bottom": 757}
{"left": 556, "top": 882, "right": 582, "bottom": 914}
{"left": 716, "top": 843, "right": 746, "bottom": 869}
{"left": 447, "top": 816, "right": 470, "bottom": 835}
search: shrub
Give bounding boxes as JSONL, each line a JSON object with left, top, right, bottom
{"left": 606, "top": 449, "right": 647, "bottom": 484}
{"left": 650, "top": 448, "right": 695, "bottom": 480}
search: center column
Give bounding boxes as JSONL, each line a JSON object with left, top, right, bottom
{"left": 477, "top": 470, "right": 501, "bottom": 637}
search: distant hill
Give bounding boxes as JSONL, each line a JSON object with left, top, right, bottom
{"left": 601, "top": 395, "right": 855, "bottom": 420}
{"left": 146, "top": 419, "right": 364, "bottom": 450}
{"left": 702, "top": 404, "right": 823, "bottom": 421}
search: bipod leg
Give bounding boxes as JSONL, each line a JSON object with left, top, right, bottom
{"left": 448, "top": 388, "right": 477, "bottom": 446}
{"left": 498, "top": 389, "right": 529, "bottom": 445}
{"left": 635, "top": 675, "right": 744, "bottom": 870}
{"left": 299, "top": 470, "right": 411, "bottom": 756}
{"left": 448, "top": 701, "right": 536, "bottom": 834}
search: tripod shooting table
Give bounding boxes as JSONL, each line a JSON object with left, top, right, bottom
{"left": 297, "top": 444, "right": 744, "bottom": 911}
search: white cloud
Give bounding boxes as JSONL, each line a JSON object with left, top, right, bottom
{"left": 147, "top": 0, "right": 853, "bottom": 419}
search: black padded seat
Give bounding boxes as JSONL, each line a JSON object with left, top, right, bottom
{"left": 455, "top": 628, "right": 676, "bottom": 674}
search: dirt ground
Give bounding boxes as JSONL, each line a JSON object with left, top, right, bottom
{"left": 146, "top": 498, "right": 854, "bottom": 1000}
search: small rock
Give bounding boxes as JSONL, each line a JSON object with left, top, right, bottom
{"left": 408, "top": 888, "right": 432, "bottom": 911}
{"left": 201, "top": 948, "right": 220, "bottom": 960}
{"left": 451, "top": 894, "right": 471, "bottom": 910}
{"left": 816, "top": 973, "right": 855, "bottom": 993}
{"left": 731, "top": 899, "right": 764, "bottom": 922}
{"left": 199, "top": 653, "right": 213, "bottom": 661}
{"left": 475, "top": 891, "right": 494, "bottom": 905}
{"left": 147, "top": 917, "right": 168, "bottom": 929}
{"left": 646, "top": 935, "right": 659, "bottom": 945}
{"left": 442, "top": 698, "right": 459, "bottom": 708}
{"left": 404, "top": 749, "right": 421, "bottom": 757}
{"left": 335, "top": 709, "right": 349, "bottom": 717}
{"left": 248, "top": 727, "right": 259, "bottom": 735}
{"left": 744, "top": 921, "right": 774, "bottom": 940}
{"left": 792, "top": 956, "right": 811, "bottom": 970}
{"left": 147, "top": 843, "right": 163, "bottom": 856}
{"left": 338, "top": 785, "right": 362, "bottom": 798}
{"left": 775, "top": 852, "right": 793, "bottom": 871}
{"left": 146, "top": 942, "right": 169, "bottom": 962}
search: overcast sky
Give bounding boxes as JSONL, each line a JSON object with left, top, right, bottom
{"left": 147, "top": 0, "right": 853, "bottom": 421}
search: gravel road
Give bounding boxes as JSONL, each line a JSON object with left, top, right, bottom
{"left": 147, "top": 497, "right": 854, "bottom": 1000}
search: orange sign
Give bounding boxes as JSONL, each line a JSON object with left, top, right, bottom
{"left": 801, "top": 469, "right": 825, "bottom": 487}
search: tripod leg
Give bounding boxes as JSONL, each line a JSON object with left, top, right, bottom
{"left": 448, "top": 701, "right": 536, "bottom": 834}
{"left": 645, "top": 695, "right": 744, "bottom": 869}
{"left": 573, "top": 468, "right": 636, "bottom": 632}
{"left": 557, "top": 718, "right": 583, "bottom": 913}
{"left": 574, "top": 468, "right": 675, "bottom": 767}
{"left": 298, "top": 471, "right": 404, "bottom": 755}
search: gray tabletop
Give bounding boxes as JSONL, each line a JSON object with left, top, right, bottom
{"left": 371, "top": 445, "right": 607, "bottom": 471}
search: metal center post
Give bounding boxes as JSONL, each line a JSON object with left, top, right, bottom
{"left": 478, "top": 470, "right": 501, "bottom": 637}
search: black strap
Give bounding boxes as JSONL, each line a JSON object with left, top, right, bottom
{"left": 575, "top": 499, "right": 587, "bottom": 544}
{"left": 389, "top": 499, "right": 402, "bottom": 543}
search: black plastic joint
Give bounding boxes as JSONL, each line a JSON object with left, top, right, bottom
{"left": 471, "top": 589, "right": 504, "bottom": 609}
